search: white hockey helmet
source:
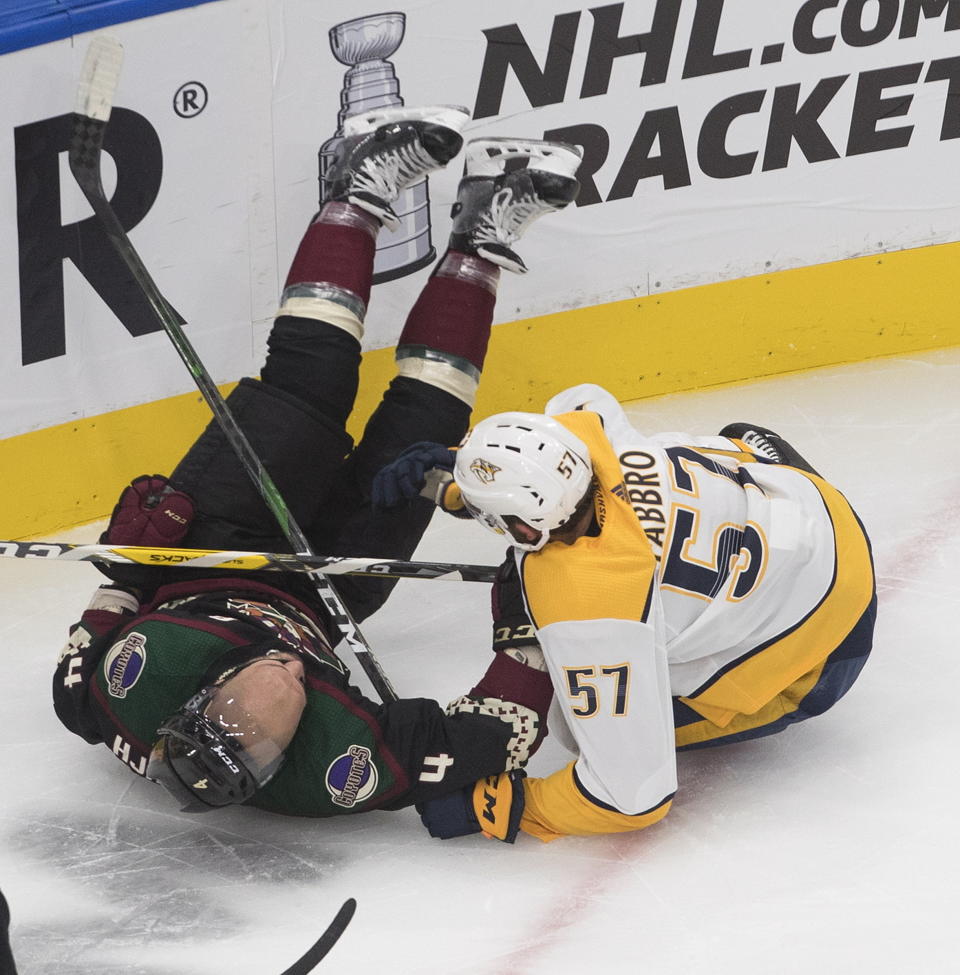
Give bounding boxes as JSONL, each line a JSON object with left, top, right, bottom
{"left": 454, "top": 412, "right": 593, "bottom": 551}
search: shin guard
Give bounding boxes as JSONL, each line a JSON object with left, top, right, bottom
{"left": 278, "top": 203, "right": 379, "bottom": 341}
{"left": 395, "top": 251, "right": 499, "bottom": 406}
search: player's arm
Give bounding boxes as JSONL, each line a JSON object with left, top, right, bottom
{"left": 408, "top": 557, "right": 552, "bottom": 823}
{"left": 94, "top": 474, "right": 196, "bottom": 587}
{"left": 370, "top": 442, "right": 472, "bottom": 517}
{"left": 521, "top": 764, "right": 673, "bottom": 839}
{"left": 519, "top": 615, "right": 677, "bottom": 839}
{"left": 52, "top": 586, "right": 141, "bottom": 743}
{"left": 375, "top": 641, "right": 553, "bottom": 812}
{"left": 52, "top": 475, "right": 190, "bottom": 740}
{"left": 420, "top": 614, "right": 677, "bottom": 843}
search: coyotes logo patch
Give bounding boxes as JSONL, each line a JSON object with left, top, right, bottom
{"left": 104, "top": 632, "right": 147, "bottom": 699}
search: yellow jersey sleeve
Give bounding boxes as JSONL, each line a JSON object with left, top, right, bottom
{"left": 521, "top": 762, "right": 673, "bottom": 840}
{"left": 518, "top": 411, "right": 677, "bottom": 838}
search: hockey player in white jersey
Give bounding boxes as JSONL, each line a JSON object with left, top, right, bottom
{"left": 374, "top": 384, "right": 875, "bottom": 841}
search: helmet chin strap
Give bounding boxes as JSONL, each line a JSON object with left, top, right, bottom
{"left": 503, "top": 516, "right": 543, "bottom": 547}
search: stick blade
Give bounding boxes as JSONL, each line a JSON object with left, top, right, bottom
{"left": 279, "top": 898, "right": 357, "bottom": 975}
{"left": 75, "top": 34, "right": 124, "bottom": 121}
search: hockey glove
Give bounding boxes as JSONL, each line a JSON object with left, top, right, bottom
{"left": 102, "top": 475, "right": 195, "bottom": 547}
{"left": 418, "top": 770, "right": 526, "bottom": 843}
{"left": 371, "top": 442, "right": 457, "bottom": 509}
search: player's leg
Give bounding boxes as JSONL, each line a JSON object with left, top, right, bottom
{"left": 339, "top": 134, "right": 584, "bottom": 484}
{"left": 783, "top": 590, "right": 875, "bottom": 717}
{"left": 305, "top": 254, "right": 498, "bottom": 621}
{"left": 674, "top": 592, "right": 876, "bottom": 750}
{"left": 316, "top": 137, "right": 583, "bottom": 620}
{"left": 169, "top": 107, "right": 470, "bottom": 551}
{"left": 262, "top": 103, "right": 472, "bottom": 422}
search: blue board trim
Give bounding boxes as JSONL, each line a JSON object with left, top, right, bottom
{"left": 1, "top": 0, "right": 221, "bottom": 55}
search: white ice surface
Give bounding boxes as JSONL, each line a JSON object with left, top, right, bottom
{"left": 2, "top": 348, "right": 958, "bottom": 974}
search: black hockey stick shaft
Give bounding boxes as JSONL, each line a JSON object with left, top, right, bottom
{"left": 0, "top": 538, "right": 498, "bottom": 582}
{"left": 68, "top": 37, "right": 397, "bottom": 701}
{"left": 279, "top": 898, "right": 357, "bottom": 975}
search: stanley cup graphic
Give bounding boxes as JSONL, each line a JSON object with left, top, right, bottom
{"left": 319, "top": 11, "right": 437, "bottom": 283}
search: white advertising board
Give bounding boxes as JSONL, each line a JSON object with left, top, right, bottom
{"left": 3, "top": 0, "right": 959, "bottom": 438}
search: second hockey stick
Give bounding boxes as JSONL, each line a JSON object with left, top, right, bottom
{"left": 0, "top": 538, "right": 497, "bottom": 582}
{"left": 68, "top": 36, "right": 397, "bottom": 702}
{"left": 278, "top": 898, "right": 356, "bottom": 975}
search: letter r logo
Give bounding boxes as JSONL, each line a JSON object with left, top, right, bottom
{"left": 14, "top": 108, "right": 182, "bottom": 365}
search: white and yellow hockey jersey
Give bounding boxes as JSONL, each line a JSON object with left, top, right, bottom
{"left": 514, "top": 385, "right": 875, "bottom": 841}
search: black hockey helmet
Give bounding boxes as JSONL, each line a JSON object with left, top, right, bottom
{"left": 146, "top": 643, "right": 299, "bottom": 812}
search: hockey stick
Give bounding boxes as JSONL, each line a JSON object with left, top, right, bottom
{"left": 279, "top": 898, "right": 356, "bottom": 975}
{"left": 0, "top": 538, "right": 497, "bottom": 582}
{"left": 69, "top": 36, "right": 397, "bottom": 701}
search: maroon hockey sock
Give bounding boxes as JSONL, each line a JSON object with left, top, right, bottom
{"left": 398, "top": 251, "right": 499, "bottom": 371}
{"left": 284, "top": 202, "right": 379, "bottom": 307}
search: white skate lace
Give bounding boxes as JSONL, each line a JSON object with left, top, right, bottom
{"left": 742, "top": 431, "right": 781, "bottom": 461}
{"left": 353, "top": 137, "right": 438, "bottom": 203}
{"left": 476, "top": 186, "right": 551, "bottom": 246}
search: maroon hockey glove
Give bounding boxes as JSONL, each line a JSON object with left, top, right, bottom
{"left": 103, "top": 475, "right": 195, "bottom": 547}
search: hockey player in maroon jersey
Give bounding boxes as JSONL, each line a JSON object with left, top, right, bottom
{"left": 376, "top": 387, "right": 876, "bottom": 842}
{"left": 53, "top": 106, "right": 584, "bottom": 818}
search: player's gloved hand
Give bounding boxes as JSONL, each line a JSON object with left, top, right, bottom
{"left": 371, "top": 442, "right": 457, "bottom": 509}
{"left": 417, "top": 770, "right": 526, "bottom": 843}
{"left": 102, "top": 475, "right": 195, "bottom": 547}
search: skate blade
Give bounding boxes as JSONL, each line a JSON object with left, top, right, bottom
{"left": 343, "top": 104, "right": 471, "bottom": 138}
{"left": 464, "top": 138, "right": 583, "bottom": 178}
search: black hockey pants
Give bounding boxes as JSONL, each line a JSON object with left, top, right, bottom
{"left": 170, "top": 315, "right": 471, "bottom": 622}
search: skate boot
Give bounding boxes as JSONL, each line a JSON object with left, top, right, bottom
{"left": 448, "top": 138, "right": 582, "bottom": 273}
{"left": 323, "top": 104, "right": 471, "bottom": 229}
{"left": 718, "top": 423, "right": 821, "bottom": 477}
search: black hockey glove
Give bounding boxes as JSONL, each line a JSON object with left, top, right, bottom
{"left": 417, "top": 770, "right": 526, "bottom": 843}
{"left": 371, "top": 442, "right": 457, "bottom": 508}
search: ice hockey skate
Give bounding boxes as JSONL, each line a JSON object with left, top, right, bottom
{"left": 324, "top": 104, "right": 471, "bottom": 229}
{"left": 448, "top": 137, "right": 582, "bottom": 273}
{"left": 719, "top": 422, "right": 821, "bottom": 476}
